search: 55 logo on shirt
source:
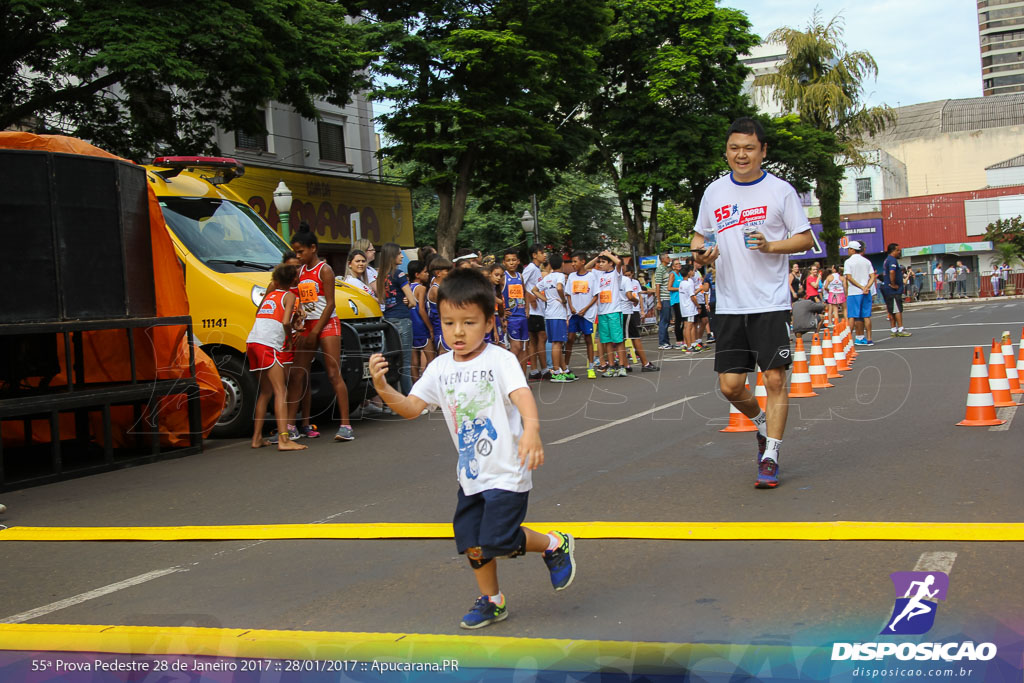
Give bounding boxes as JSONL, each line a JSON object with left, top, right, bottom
{"left": 713, "top": 204, "right": 734, "bottom": 223}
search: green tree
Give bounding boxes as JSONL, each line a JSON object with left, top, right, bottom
{"left": 984, "top": 216, "right": 1024, "bottom": 257}
{"left": 582, "top": 0, "right": 757, "bottom": 255}
{"left": 658, "top": 200, "right": 694, "bottom": 246}
{"left": 754, "top": 10, "right": 894, "bottom": 265}
{"left": 2, "top": 1, "right": 377, "bottom": 160}
{"left": 359, "top": 0, "right": 611, "bottom": 258}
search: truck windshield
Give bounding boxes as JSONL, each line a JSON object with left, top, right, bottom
{"left": 159, "top": 197, "right": 287, "bottom": 272}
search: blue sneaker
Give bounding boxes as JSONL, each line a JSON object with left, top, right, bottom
{"left": 756, "top": 457, "right": 779, "bottom": 489}
{"left": 543, "top": 531, "right": 576, "bottom": 590}
{"left": 755, "top": 432, "right": 766, "bottom": 463}
{"left": 459, "top": 595, "right": 508, "bottom": 629}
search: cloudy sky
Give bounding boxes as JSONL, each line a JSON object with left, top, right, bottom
{"left": 726, "top": 0, "right": 983, "bottom": 109}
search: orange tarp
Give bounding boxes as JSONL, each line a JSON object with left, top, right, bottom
{"left": 0, "top": 133, "right": 223, "bottom": 447}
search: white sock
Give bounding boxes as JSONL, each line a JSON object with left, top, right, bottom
{"left": 891, "top": 327, "right": 897, "bottom": 333}
{"left": 763, "top": 437, "right": 782, "bottom": 462}
{"left": 898, "top": 327, "right": 904, "bottom": 332}
{"left": 489, "top": 592, "right": 505, "bottom": 606}
{"left": 752, "top": 410, "right": 768, "bottom": 438}
{"left": 546, "top": 533, "right": 561, "bottom": 552}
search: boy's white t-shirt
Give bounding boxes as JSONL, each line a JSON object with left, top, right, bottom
{"left": 692, "top": 272, "right": 705, "bottom": 304}
{"left": 409, "top": 344, "right": 531, "bottom": 496}
{"left": 695, "top": 171, "right": 811, "bottom": 314}
{"left": 537, "top": 271, "right": 567, "bottom": 320}
{"left": 618, "top": 275, "right": 633, "bottom": 315}
{"left": 629, "top": 278, "right": 642, "bottom": 313}
{"left": 522, "top": 262, "right": 543, "bottom": 316}
{"left": 595, "top": 268, "right": 623, "bottom": 315}
{"left": 677, "top": 278, "right": 698, "bottom": 317}
{"left": 567, "top": 271, "right": 598, "bottom": 321}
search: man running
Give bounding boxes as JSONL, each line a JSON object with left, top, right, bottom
{"left": 692, "top": 117, "right": 814, "bottom": 489}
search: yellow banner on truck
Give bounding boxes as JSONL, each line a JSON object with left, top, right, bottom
{"left": 231, "top": 166, "right": 414, "bottom": 247}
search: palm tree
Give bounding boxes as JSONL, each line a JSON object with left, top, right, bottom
{"left": 754, "top": 10, "right": 894, "bottom": 265}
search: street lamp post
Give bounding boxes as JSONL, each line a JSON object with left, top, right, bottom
{"left": 520, "top": 209, "right": 536, "bottom": 247}
{"left": 273, "top": 181, "right": 294, "bottom": 243}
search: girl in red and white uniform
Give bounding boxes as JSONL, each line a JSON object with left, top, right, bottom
{"left": 246, "top": 263, "right": 306, "bottom": 451}
{"left": 288, "top": 224, "right": 354, "bottom": 442}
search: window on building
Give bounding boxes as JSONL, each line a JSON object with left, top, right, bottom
{"left": 317, "top": 121, "right": 346, "bottom": 162}
{"left": 856, "top": 178, "right": 872, "bottom": 203}
{"left": 234, "top": 111, "right": 268, "bottom": 152}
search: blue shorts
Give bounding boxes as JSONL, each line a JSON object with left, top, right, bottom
{"left": 453, "top": 488, "right": 529, "bottom": 558}
{"left": 597, "top": 312, "right": 624, "bottom": 344}
{"left": 568, "top": 314, "right": 594, "bottom": 336}
{"left": 545, "top": 318, "right": 568, "bottom": 343}
{"left": 433, "top": 328, "right": 451, "bottom": 352}
{"left": 413, "top": 331, "right": 429, "bottom": 349}
{"left": 505, "top": 316, "right": 529, "bottom": 342}
{"left": 847, "top": 293, "right": 873, "bottom": 319}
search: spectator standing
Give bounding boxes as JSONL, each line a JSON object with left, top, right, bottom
{"left": 944, "top": 263, "right": 956, "bottom": 298}
{"left": 653, "top": 252, "right": 673, "bottom": 349}
{"left": 376, "top": 242, "right": 417, "bottom": 395}
{"left": 933, "top": 263, "right": 945, "bottom": 300}
{"left": 805, "top": 264, "right": 821, "bottom": 302}
{"left": 501, "top": 249, "right": 530, "bottom": 374}
{"left": 668, "top": 259, "right": 685, "bottom": 349}
{"left": 844, "top": 241, "right": 876, "bottom": 346}
{"left": 532, "top": 253, "right": 574, "bottom": 382}
{"left": 691, "top": 116, "right": 815, "bottom": 489}
{"left": 955, "top": 261, "right": 970, "bottom": 298}
{"left": 788, "top": 263, "right": 804, "bottom": 303}
{"left": 823, "top": 264, "right": 845, "bottom": 325}
{"left": 565, "top": 252, "right": 598, "bottom": 372}
{"left": 881, "top": 243, "right": 911, "bottom": 337}
{"left": 352, "top": 238, "right": 378, "bottom": 286}
{"left": 623, "top": 263, "right": 658, "bottom": 372}
{"left": 991, "top": 268, "right": 1002, "bottom": 297}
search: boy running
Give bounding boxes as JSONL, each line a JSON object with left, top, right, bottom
{"left": 368, "top": 268, "right": 576, "bottom": 630}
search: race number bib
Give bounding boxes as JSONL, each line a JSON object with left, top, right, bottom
{"left": 298, "top": 281, "right": 319, "bottom": 304}
{"left": 599, "top": 290, "right": 613, "bottom": 304}
{"left": 507, "top": 284, "right": 524, "bottom": 299}
{"left": 572, "top": 280, "right": 589, "bottom": 294}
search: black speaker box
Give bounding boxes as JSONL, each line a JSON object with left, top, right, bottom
{"left": 0, "top": 149, "right": 156, "bottom": 323}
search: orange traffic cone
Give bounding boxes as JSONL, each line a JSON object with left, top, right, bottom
{"left": 957, "top": 346, "right": 1005, "bottom": 426}
{"left": 755, "top": 371, "right": 767, "bottom": 411}
{"left": 788, "top": 337, "right": 817, "bottom": 398}
{"left": 988, "top": 339, "right": 1021, "bottom": 407}
{"left": 809, "top": 334, "right": 833, "bottom": 389}
{"left": 1017, "top": 328, "right": 1024, "bottom": 379}
{"left": 721, "top": 379, "right": 757, "bottom": 432}
{"left": 833, "top": 325, "right": 852, "bottom": 372}
{"left": 844, "top": 320, "right": 858, "bottom": 361}
{"left": 1001, "top": 334, "right": 1021, "bottom": 394}
{"left": 822, "top": 332, "right": 843, "bottom": 379}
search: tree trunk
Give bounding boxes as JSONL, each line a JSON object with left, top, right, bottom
{"left": 643, "top": 187, "right": 660, "bottom": 256}
{"left": 433, "top": 152, "right": 476, "bottom": 259}
{"left": 815, "top": 174, "right": 843, "bottom": 266}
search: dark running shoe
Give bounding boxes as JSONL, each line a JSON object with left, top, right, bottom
{"left": 756, "top": 432, "right": 766, "bottom": 463}
{"left": 641, "top": 363, "right": 660, "bottom": 372}
{"left": 756, "top": 457, "right": 779, "bottom": 489}
{"left": 543, "top": 531, "right": 576, "bottom": 590}
{"left": 459, "top": 595, "right": 508, "bottom": 629}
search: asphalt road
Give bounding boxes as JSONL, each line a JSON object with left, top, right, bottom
{"left": 2, "top": 298, "right": 1023, "bottom": 648}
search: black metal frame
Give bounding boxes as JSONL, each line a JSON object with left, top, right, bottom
{"left": 0, "top": 316, "right": 202, "bottom": 491}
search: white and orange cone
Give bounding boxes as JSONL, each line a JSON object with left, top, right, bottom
{"left": 833, "top": 325, "right": 852, "bottom": 372}
{"left": 1001, "top": 333, "right": 1021, "bottom": 394}
{"left": 721, "top": 379, "right": 757, "bottom": 432}
{"left": 788, "top": 337, "right": 817, "bottom": 398}
{"left": 1018, "top": 327, "right": 1024, "bottom": 379}
{"left": 822, "top": 332, "right": 843, "bottom": 379}
{"left": 957, "top": 346, "right": 1005, "bottom": 426}
{"left": 809, "top": 334, "right": 833, "bottom": 389}
{"left": 844, "top": 320, "right": 858, "bottom": 361}
{"left": 989, "top": 339, "right": 1021, "bottom": 407}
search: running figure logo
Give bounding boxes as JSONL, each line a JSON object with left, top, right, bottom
{"left": 881, "top": 571, "right": 949, "bottom": 635}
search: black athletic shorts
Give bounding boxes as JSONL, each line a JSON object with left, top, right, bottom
{"left": 453, "top": 488, "right": 529, "bottom": 559}
{"left": 623, "top": 311, "right": 641, "bottom": 339}
{"left": 882, "top": 289, "right": 904, "bottom": 314}
{"left": 696, "top": 304, "right": 709, "bottom": 319}
{"left": 528, "top": 314, "right": 546, "bottom": 334}
{"left": 713, "top": 311, "right": 793, "bottom": 374}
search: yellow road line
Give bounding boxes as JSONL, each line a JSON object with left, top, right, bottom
{"left": 0, "top": 623, "right": 811, "bottom": 673}
{"left": 2, "top": 521, "right": 1024, "bottom": 542}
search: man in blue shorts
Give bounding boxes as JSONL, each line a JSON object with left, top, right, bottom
{"left": 843, "top": 240, "right": 876, "bottom": 346}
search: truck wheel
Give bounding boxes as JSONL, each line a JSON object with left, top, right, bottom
{"left": 210, "top": 352, "right": 256, "bottom": 438}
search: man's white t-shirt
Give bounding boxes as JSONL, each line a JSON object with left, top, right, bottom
{"left": 522, "top": 262, "right": 543, "bottom": 316}
{"left": 933, "top": 266, "right": 943, "bottom": 282}
{"left": 567, "top": 271, "right": 599, "bottom": 321}
{"left": 695, "top": 171, "right": 811, "bottom": 314}
{"left": 595, "top": 268, "right": 623, "bottom": 316}
{"left": 844, "top": 253, "right": 874, "bottom": 296}
{"left": 677, "top": 278, "right": 698, "bottom": 317}
{"left": 537, "top": 271, "right": 567, "bottom": 320}
{"left": 409, "top": 344, "right": 531, "bottom": 496}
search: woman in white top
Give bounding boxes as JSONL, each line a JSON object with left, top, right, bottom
{"left": 351, "top": 238, "right": 378, "bottom": 285}
{"left": 343, "top": 249, "right": 375, "bottom": 296}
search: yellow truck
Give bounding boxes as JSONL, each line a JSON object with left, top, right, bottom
{"left": 145, "top": 156, "right": 400, "bottom": 437}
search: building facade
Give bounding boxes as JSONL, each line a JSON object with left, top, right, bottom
{"left": 979, "top": 0, "right": 1024, "bottom": 96}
